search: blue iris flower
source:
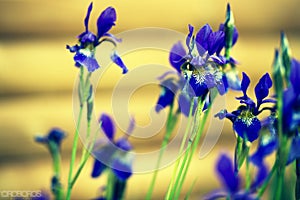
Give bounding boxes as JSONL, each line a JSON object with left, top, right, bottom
{"left": 215, "top": 72, "right": 275, "bottom": 142}
{"left": 67, "top": 2, "right": 128, "bottom": 73}
{"left": 249, "top": 58, "right": 300, "bottom": 166}
{"left": 91, "top": 113, "right": 134, "bottom": 181}
{"left": 35, "top": 128, "right": 66, "bottom": 153}
{"left": 204, "top": 154, "right": 267, "bottom": 200}
{"left": 169, "top": 22, "right": 240, "bottom": 98}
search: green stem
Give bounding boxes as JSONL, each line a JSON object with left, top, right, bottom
{"left": 50, "top": 145, "right": 64, "bottom": 200}
{"left": 257, "top": 162, "right": 276, "bottom": 198}
{"left": 168, "top": 99, "right": 207, "bottom": 199}
{"left": 106, "top": 170, "right": 114, "bottom": 200}
{"left": 174, "top": 105, "right": 211, "bottom": 199}
{"left": 66, "top": 106, "right": 83, "bottom": 200}
{"left": 70, "top": 120, "right": 95, "bottom": 187}
{"left": 146, "top": 104, "right": 175, "bottom": 200}
{"left": 245, "top": 154, "right": 251, "bottom": 191}
{"left": 165, "top": 100, "right": 195, "bottom": 200}
{"left": 66, "top": 67, "right": 85, "bottom": 200}
{"left": 184, "top": 177, "right": 197, "bottom": 200}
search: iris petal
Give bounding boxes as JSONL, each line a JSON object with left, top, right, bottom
{"left": 74, "top": 52, "right": 100, "bottom": 72}
{"left": 216, "top": 154, "right": 239, "bottom": 194}
{"left": 233, "top": 117, "right": 261, "bottom": 142}
{"left": 195, "top": 24, "right": 212, "bottom": 55}
{"left": 290, "top": 58, "right": 300, "bottom": 95}
{"left": 241, "top": 72, "right": 250, "bottom": 97}
{"left": 254, "top": 73, "right": 272, "bottom": 104}
{"left": 169, "top": 42, "right": 186, "bottom": 72}
{"left": 111, "top": 156, "right": 133, "bottom": 181}
{"left": 111, "top": 51, "right": 128, "bottom": 74}
{"left": 84, "top": 3, "right": 93, "bottom": 32}
{"left": 99, "top": 113, "right": 115, "bottom": 140}
{"left": 97, "top": 7, "right": 116, "bottom": 38}
{"left": 208, "top": 30, "right": 225, "bottom": 55}
{"left": 91, "top": 159, "right": 107, "bottom": 178}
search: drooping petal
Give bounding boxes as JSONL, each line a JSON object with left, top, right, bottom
{"left": 251, "top": 164, "right": 268, "bottom": 190}
{"left": 196, "top": 24, "right": 212, "bottom": 55}
{"left": 111, "top": 154, "right": 133, "bottom": 181}
{"left": 155, "top": 79, "right": 177, "bottom": 112}
{"left": 250, "top": 136, "right": 278, "bottom": 166}
{"left": 189, "top": 74, "right": 209, "bottom": 97}
{"left": 290, "top": 58, "right": 300, "bottom": 95}
{"left": 254, "top": 73, "right": 272, "bottom": 104}
{"left": 84, "top": 3, "right": 93, "bottom": 32}
{"left": 91, "top": 159, "right": 107, "bottom": 178}
{"left": 99, "top": 113, "right": 115, "bottom": 140}
{"left": 216, "top": 154, "right": 239, "bottom": 194}
{"left": 97, "top": 7, "right": 116, "bottom": 38}
{"left": 233, "top": 116, "right": 261, "bottom": 142}
{"left": 178, "top": 93, "right": 197, "bottom": 117}
{"left": 74, "top": 52, "right": 100, "bottom": 72}
{"left": 169, "top": 42, "right": 187, "bottom": 72}
{"left": 111, "top": 51, "right": 128, "bottom": 74}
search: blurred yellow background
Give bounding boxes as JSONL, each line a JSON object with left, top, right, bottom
{"left": 1, "top": 0, "right": 300, "bottom": 199}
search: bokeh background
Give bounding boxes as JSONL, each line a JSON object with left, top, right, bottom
{"left": 1, "top": 0, "right": 300, "bottom": 199}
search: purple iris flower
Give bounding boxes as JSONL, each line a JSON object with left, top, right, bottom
{"left": 204, "top": 154, "right": 266, "bottom": 200}
{"left": 67, "top": 2, "right": 127, "bottom": 73}
{"left": 91, "top": 113, "right": 134, "bottom": 181}
{"left": 215, "top": 72, "right": 275, "bottom": 142}
{"left": 169, "top": 22, "right": 239, "bottom": 98}
{"left": 35, "top": 128, "right": 66, "bottom": 154}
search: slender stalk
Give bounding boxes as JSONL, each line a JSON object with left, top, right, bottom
{"left": 51, "top": 144, "right": 64, "bottom": 200}
{"left": 66, "top": 66, "right": 85, "bottom": 200}
{"left": 245, "top": 154, "right": 251, "bottom": 191}
{"left": 70, "top": 121, "right": 94, "bottom": 187}
{"left": 184, "top": 178, "right": 197, "bottom": 200}
{"left": 174, "top": 105, "right": 211, "bottom": 199}
{"left": 165, "top": 100, "right": 195, "bottom": 199}
{"left": 106, "top": 171, "right": 114, "bottom": 200}
{"left": 146, "top": 104, "right": 174, "bottom": 200}
{"left": 66, "top": 106, "right": 83, "bottom": 200}
{"left": 168, "top": 99, "right": 207, "bottom": 199}
{"left": 257, "top": 162, "right": 276, "bottom": 198}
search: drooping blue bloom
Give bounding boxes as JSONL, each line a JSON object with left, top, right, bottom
{"left": 215, "top": 72, "right": 275, "bottom": 142}
{"left": 204, "top": 154, "right": 266, "bottom": 200}
{"left": 92, "top": 113, "right": 134, "bottom": 181}
{"left": 35, "top": 128, "right": 66, "bottom": 152}
{"left": 67, "top": 3, "right": 127, "bottom": 73}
